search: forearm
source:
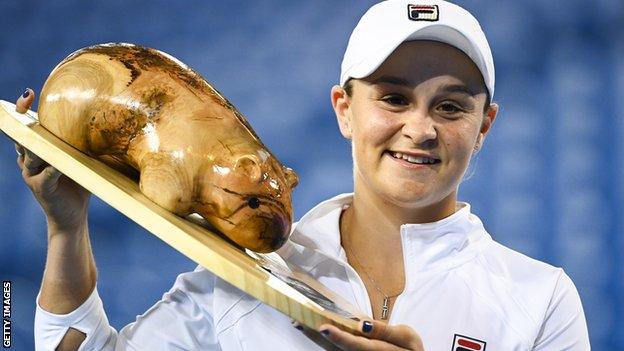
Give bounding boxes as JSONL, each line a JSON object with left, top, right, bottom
{"left": 39, "top": 219, "right": 97, "bottom": 314}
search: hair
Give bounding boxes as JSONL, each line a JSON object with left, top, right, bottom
{"left": 342, "top": 78, "right": 492, "bottom": 114}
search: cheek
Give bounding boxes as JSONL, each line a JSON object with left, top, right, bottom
{"left": 351, "top": 109, "right": 399, "bottom": 150}
{"left": 442, "top": 122, "right": 480, "bottom": 165}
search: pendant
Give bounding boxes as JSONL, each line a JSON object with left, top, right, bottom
{"left": 381, "top": 296, "right": 389, "bottom": 320}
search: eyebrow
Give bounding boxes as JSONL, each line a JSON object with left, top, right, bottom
{"left": 437, "top": 84, "right": 478, "bottom": 97}
{"left": 371, "top": 77, "right": 480, "bottom": 97}
{"left": 371, "top": 75, "right": 410, "bottom": 86}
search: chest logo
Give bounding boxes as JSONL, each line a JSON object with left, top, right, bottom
{"left": 452, "top": 334, "right": 486, "bottom": 351}
{"left": 407, "top": 4, "right": 439, "bottom": 21}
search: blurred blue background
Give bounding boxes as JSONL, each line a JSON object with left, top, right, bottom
{"left": 0, "top": 0, "right": 622, "bottom": 349}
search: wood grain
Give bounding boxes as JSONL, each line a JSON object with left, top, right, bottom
{"left": 0, "top": 100, "right": 366, "bottom": 335}
{"left": 38, "top": 43, "right": 299, "bottom": 253}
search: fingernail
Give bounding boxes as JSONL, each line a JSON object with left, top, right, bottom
{"left": 320, "top": 329, "right": 330, "bottom": 337}
{"left": 362, "top": 321, "right": 373, "bottom": 333}
{"left": 295, "top": 324, "right": 303, "bottom": 331}
{"left": 22, "top": 89, "right": 30, "bottom": 98}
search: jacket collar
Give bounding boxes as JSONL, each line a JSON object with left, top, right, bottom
{"left": 280, "top": 193, "right": 490, "bottom": 275}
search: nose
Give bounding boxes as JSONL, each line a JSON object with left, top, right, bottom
{"left": 401, "top": 111, "right": 437, "bottom": 146}
{"left": 236, "top": 212, "right": 291, "bottom": 253}
{"left": 262, "top": 213, "right": 291, "bottom": 252}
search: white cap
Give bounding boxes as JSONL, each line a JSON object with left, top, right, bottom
{"left": 340, "top": 0, "right": 495, "bottom": 98}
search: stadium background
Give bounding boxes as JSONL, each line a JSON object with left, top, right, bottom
{"left": 0, "top": 1, "right": 622, "bottom": 349}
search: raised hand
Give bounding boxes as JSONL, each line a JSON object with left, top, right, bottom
{"left": 13, "top": 88, "right": 91, "bottom": 233}
{"left": 294, "top": 319, "right": 424, "bottom": 351}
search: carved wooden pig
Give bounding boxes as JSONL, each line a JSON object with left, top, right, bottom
{"left": 38, "top": 43, "right": 298, "bottom": 253}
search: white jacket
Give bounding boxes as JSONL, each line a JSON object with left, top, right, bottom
{"left": 35, "top": 193, "right": 590, "bottom": 350}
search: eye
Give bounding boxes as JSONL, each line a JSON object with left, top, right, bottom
{"left": 437, "top": 101, "right": 464, "bottom": 114}
{"left": 247, "top": 197, "right": 260, "bottom": 209}
{"left": 381, "top": 94, "right": 409, "bottom": 106}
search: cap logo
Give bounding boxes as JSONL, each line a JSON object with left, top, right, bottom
{"left": 408, "top": 4, "right": 439, "bottom": 21}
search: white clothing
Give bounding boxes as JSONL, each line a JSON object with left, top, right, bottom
{"left": 34, "top": 193, "right": 590, "bottom": 350}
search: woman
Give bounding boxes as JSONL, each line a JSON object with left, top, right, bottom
{"left": 17, "top": 0, "right": 589, "bottom": 350}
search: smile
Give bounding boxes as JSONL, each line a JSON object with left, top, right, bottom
{"left": 388, "top": 151, "right": 441, "bottom": 165}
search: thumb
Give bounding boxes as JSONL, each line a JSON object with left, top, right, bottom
{"left": 16, "top": 88, "right": 35, "bottom": 113}
{"left": 40, "top": 166, "right": 63, "bottom": 192}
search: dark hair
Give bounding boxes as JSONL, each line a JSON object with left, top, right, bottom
{"left": 343, "top": 78, "right": 355, "bottom": 97}
{"left": 342, "top": 78, "right": 492, "bottom": 114}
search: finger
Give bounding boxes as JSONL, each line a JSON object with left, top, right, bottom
{"left": 22, "top": 150, "right": 48, "bottom": 177}
{"left": 358, "top": 320, "right": 422, "bottom": 350}
{"left": 15, "top": 88, "right": 35, "bottom": 113}
{"left": 36, "top": 165, "right": 63, "bottom": 194}
{"left": 318, "top": 324, "right": 396, "bottom": 351}
{"left": 15, "top": 143, "right": 25, "bottom": 158}
{"left": 292, "top": 321, "right": 341, "bottom": 351}
{"left": 42, "top": 165, "right": 62, "bottom": 183}
{"left": 16, "top": 150, "right": 25, "bottom": 170}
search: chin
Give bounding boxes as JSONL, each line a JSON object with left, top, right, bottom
{"left": 377, "top": 184, "right": 435, "bottom": 208}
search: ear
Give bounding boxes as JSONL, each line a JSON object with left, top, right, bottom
{"left": 283, "top": 166, "right": 299, "bottom": 188}
{"left": 475, "top": 102, "right": 498, "bottom": 152}
{"left": 331, "top": 85, "right": 353, "bottom": 140}
{"left": 235, "top": 154, "right": 262, "bottom": 183}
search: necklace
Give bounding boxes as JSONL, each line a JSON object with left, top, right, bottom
{"left": 345, "top": 233, "right": 402, "bottom": 320}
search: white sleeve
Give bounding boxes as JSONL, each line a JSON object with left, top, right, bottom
{"left": 34, "top": 266, "right": 221, "bottom": 351}
{"left": 34, "top": 287, "right": 116, "bottom": 351}
{"left": 532, "top": 271, "right": 591, "bottom": 350}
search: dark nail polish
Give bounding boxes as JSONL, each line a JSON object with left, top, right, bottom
{"left": 22, "top": 89, "right": 30, "bottom": 98}
{"left": 295, "top": 325, "right": 303, "bottom": 331}
{"left": 320, "top": 329, "right": 330, "bottom": 336}
{"left": 362, "top": 321, "right": 373, "bottom": 333}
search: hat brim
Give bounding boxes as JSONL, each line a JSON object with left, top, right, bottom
{"left": 341, "top": 24, "right": 493, "bottom": 97}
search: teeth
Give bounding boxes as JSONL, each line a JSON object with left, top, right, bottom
{"left": 392, "top": 152, "right": 437, "bottom": 164}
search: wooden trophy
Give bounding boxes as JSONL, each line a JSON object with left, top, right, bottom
{"left": 0, "top": 43, "right": 367, "bottom": 335}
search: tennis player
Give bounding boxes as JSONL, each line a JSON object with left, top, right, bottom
{"left": 14, "top": 0, "right": 589, "bottom": 350}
